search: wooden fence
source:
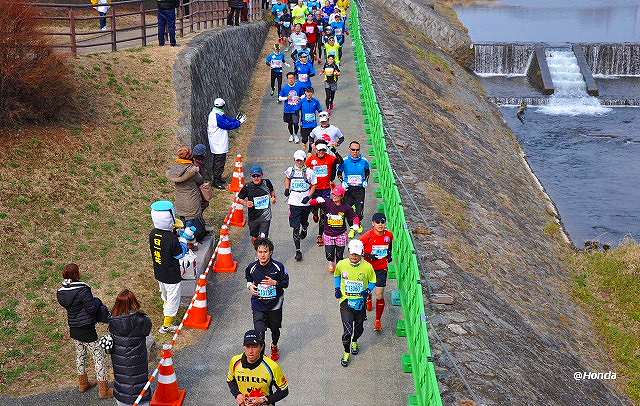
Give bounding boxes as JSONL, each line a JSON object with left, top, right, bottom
{"left": 31, "top": 0, "right": 263, "bottom": 55}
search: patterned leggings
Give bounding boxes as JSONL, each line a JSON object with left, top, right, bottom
{"left": 74, "top": 339, "right": 107, "bottom": 381}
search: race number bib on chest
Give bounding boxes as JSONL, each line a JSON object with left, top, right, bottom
{"left": 324, "top": 67, "right": 334, "bottom": 76}
{"left": 257, "top": 283, "right": 277, "bottom": 299}
{"left": 372, "top": 244, "right": 388, "bottom": 259}
{"left": 314, "top": 164, "right": 328, "bottom": 177}
{"left": 298, "top": 73, "right": 309, "bottom": 82}
{"left": 305, "top": 26, "right": 315, "bottom": 33}
{"left": 347, "top": 174, "right": 362, "bottom": 186}
{"left": 334, "top": 28, "right": 343, "bottom": 35}
{"left": 283, "top": 21, "right": 291, "bottom": 27}
{"left": 344, "top": 279, "right": 364, "bottom": 295}
{"left": 253, "top": 195, "right": 270, "bottom": 210}
{"left": 326, "top": 213, "right": 344, "bottom": 227}
{"left": 270, "top": 59, "right": 283, "bottom": 68}
{"left": 290, "top": 178, "right": 308, "bottom": 191}
{"left": 287, "top": 91, "right": 300, "bottom": 105}
{"left": 304, "top": 113, "right": 316, "bottom": 122}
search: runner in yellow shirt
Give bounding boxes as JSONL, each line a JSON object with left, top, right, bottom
{"left": 227, "top": 330, "right": 289, "bottom": 405}
{"left": 334, "top": 239, "right": 376, "bottom": 367}
{"left": 291, "top": 0, "right": 309, "bottom": 25}
{"left": 323, "top": 35, "right": 341, "bottom": 65}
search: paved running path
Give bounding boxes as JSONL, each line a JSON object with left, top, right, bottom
{"left": 3, "top": 32, "right": 412, "bottom": 406}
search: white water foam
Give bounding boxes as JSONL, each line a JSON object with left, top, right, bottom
{"left": 538, "top": 50, "right": 611, "bottom": 116}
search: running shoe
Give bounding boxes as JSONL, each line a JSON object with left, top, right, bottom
{"left": 316, "top": 235, "right": 324, "bottom": 246}
{"left": 294, "top": 135, "right": 300, "bottom": 143}
{"left": 340, "top": 352, "right": 351, "bottom": 367}
{"left": 374, "top": 319, "right": 383, "bottom": 332}
{"left": 299, "top": 226, "right": 308, "bottom": 240}
{"left": 270, "top": 89, "right": 274, "bottom": 96}
{"left": 288, "top": 135, "right": 294, "bottom": 142}
{"left": 295, "top": 250, "right": 303, "bottom": 261}
{"left": 158, "top": 325, "right": 178, "bottom": 334}
{"left": 270, "top": 345, "right": 280, "bottom": 361}
{"left": 350, "top": 341, "right": 360, "bottom": 355}
{"left": 366, "top": 296, "right": 373, "bottom": 312}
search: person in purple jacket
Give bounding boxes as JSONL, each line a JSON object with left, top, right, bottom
{"left": 309, "top": 184, "right": 360, "bottom": 274}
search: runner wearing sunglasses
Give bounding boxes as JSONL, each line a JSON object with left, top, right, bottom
{"left": 237, "top": 166, "right": 277, "bottom": 246}
{"left": 337, "top": 140, "right": 369, "bottom": 235}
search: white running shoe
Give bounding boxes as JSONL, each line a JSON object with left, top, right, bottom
{"left": 288, "top": 135, "right": 294, "bottom": 142}
{"left": 294, "top": 135, "right": 300, "bottom": 143}
{"left": 158, "top": 325, "right": 178, "bottom": 334}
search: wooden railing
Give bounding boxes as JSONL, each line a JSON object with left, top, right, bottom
{"left": 31, "top": 0, "right": 263, "bottom": 55}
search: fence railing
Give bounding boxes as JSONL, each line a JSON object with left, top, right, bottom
{"left": 31, "top": 0, "right": 263, "bottom": 55}
{"left": 350, "top": 3, "right": 443, "bottom": 406}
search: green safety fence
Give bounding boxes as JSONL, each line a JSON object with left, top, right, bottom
{"left": 349, "top": 4, "right": 443, "bottom": 406}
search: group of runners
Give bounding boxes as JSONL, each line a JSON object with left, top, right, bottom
{"left": 227, "top": 2, "right": 396, "bottom": 402}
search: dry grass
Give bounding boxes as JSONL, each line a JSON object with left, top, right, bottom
{"left": 0, "top": 26, "right": 274, "bottom": 395}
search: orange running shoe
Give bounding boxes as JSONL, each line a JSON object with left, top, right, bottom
{"left": 270, "top": 344, "right": 280, "bottom": 361}
{"left": 374, "top": 319, "right": 383, "bottom": 332}
{"left": 366, "top": 296, "right": 373, "bottom": 311}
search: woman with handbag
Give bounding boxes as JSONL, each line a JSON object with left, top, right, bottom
{"left": 109, "top": 289, "right": 152, "bottom": 406}
{"left": 56, "top": 263, "right": 113, "bottom": 399}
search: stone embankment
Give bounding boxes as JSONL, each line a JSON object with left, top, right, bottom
{"left": 358, "top": 0, "right": 632, "bottom": 404}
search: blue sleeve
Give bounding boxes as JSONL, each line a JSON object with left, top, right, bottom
{"left": 216, "top": 113, "right": 241, "bottom": 130}
{"left": 334, "top": 276, "right": 342, "bottom": 289}
{"left": 266, "top": 54, "right": 272, "bottom": 64}
{"left": 315, "top": 99, "right": 322, "bottom": 112}
{"left": 367, "top": 282, "right": 376, "bottom": 291}
{"left": 174, "top": 242, "right": 188, "bottom": 259}
{"left": 280, "top": 86, "right": 288, "bottom": 97}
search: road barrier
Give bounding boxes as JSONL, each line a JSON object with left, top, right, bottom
{"left": 350, "top": 4, "right": 443, "bottom": 406}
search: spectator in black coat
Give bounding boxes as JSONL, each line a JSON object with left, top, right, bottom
{"left": 227, "top": 0, "right": 244, "bottom": 25}
{"left": 157, "top": 0, "right": 178, "bottom": 46}
{"left": 56, "top": 263, "right": 113, "bottom": 399}
{"left": 109, "top": 289, "right": 153, "bottom": 406}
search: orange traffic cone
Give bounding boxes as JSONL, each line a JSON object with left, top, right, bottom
{"left": 219, "top": 224, "right": 231, "bottom": 246}
{"left": 228, "top": 154, "right": 244, "bottom": 193}
{"left": 150, "top": 344, "right": 186, "bottom": 406}
{"left": 213, "top": 238, "right": 238, "bottom": 273}
{"left": 228, "top": 200, "right": 246, "bottom": 228}
{"left": 183, "top": 275, "right": 212, "bottom": 330}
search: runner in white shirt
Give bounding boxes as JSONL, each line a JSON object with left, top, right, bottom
{"left": 289, "top": 24, "right": 309, "bottom": 60}
{"left": 309, "top": 111, "right": 345, "bottom": 150}
{"left": 283, "top": 149, "right": 318, "bottom": 261}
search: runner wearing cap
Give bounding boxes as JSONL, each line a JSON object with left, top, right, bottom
{"left": 360, "top": 213, "right": 394, "bottom": 331}
{"left": 279, "top": 72, "right": 306, "bottom": 143}
{"left": 321, "top": 54, "right": 341, "bottom": 111}
{"left": 299, "top": 87, "right": 323, "bottom": 149}
{"left": 227, "top": 330, "right": 289, "bottom": 405}
{"left": 245, "top": 238, "right": 289, "bottom": 361}
{"left": 306, "top": 140, "right": 343, "bottom": 244}
{"left": 309, "top": 112, "right": 344, "bottom": 147}
{"left": 284, "top": 150, "right": 317, "bottom": 261}
{"left": 237, "top": 166, "right": 277, "bottom": 245}
{"left": 310, "top": 184, "right": 359, "bottom": 273}
{"left": 266, "top": 43, "right": 289, "bottom": 97}
{"left": 323, "top": 35, "right": 341, "bottom": 65}
{"left": 338, "top": 140, "right": 369, "bottom": 234}
{"left": 294, "top": 52, "right": 316, "bottom": 87}
{"left": 330, "top": 12, "right": 348, "bottom": 60}
{"left": 334, "top": 239, "right": 376, "bottom": 367}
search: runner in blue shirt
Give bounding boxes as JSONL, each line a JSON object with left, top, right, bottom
{"left": 330, "top": 13, "right": 348, "bottom": 61}
{"left": 266, "top": 43, "right": 289, "bottom": 97}
{"left": 279, "top": 72, "right": 306, "bottom": 143}
{"left": 299, "top": 87, "right": 323, "bottom": 152}
{"left": 294, "top": 51, "right": 316, "bottom": 87}
{"left": 337, "top": 140, "right": 370, "bottom": 234}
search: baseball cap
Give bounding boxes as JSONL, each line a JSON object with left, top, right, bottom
{"left": 214, "top": 98, "right": 225, "bottom": 107}
{"left": 372, "top": 212, "right": 386, "bottom": 223}
{"left": 316, "top": 143, "right": 328, "bottom": 150}
{"left": 293, "top": 149, "right": 307, "bottom": 161}
{"left": 192, "top": 143, "right": 207, "bottom": 156}
{"left": 318, "top": 111, "right": 329, "bottom": 122}
{"left": 250, "top": 165, "right": 263, "bottom": 175}
{"left": 305, "top": 86, "right": 314, "bottom": 92}
{"left": 243, "top": 330, "right": 264, "bottom": 346}
{"left": 348, "top": 239, "right": 364, "bottom": 255}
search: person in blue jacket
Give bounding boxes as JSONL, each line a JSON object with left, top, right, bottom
{"left": 306, "top": 0, "right": 321, "bottom": 11}
{"left": 294, "top": 51, "right": 316, "bottom": 87}
{"left": 299, "top": 87, "right": 323, "bottom": 152}
{"left": 279, "top": 72, "right": 306, "bottom": 143}
{"left": 337, "top": 140, "right": 369, "bottom": 234}
{"left": 321, "top": 0, "right": 334, "bottom": 18}
{"left": 266, "top": 43, "right": 288, "bottom": 97}
{"left": 330, "top": 13, "right": 348, "bottom": 61}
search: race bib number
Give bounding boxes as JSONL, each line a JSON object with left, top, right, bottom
{"left": 324, "top": 67, "right": 334, "bottom": 76}
{"left": 257, "top": 283, "right": 277, "bottom": 299}
{"left": 287, "top": 91, "right": 300, "bottom": 105}
{"left": 372, "top": 244, "right": 388, "bottom": 259}
{"left": 306, "top": 26, "right": 315, "bottom": 33}
{"left": 283, "top": 21, "right": 291, "bottom": 27}
{"left": 298, "top": 73, "right": 309, "bottom": 82}
{"left": 314, "top": 164, "right": 328, "bottom": 176}
{"left": 270, "top": 59, "right": 283, "bottom": 68}
{"left": 304, "top": 113, "right": 315, "bottom": 122}
{"left": 294, "top": 36, "right": 307, "bottom": 46}
{"left": 347, "top": 174, "right": 362, "bottom": 186}
{"left": 327, "top": 213, "right": 344, "bottom": 227}
{"left": 290, "top": 178, "right": 309, "bottom": 192}
{"left": 253, "top": 195, "right": 270, "bottom": 210}
{"left": 344, "top": 279, "right": 364, "bottom": 295}
{"left": 335, "top": 28, "right": 343, "bottom": 35}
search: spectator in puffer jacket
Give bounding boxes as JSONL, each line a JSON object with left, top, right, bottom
{"left": 109, "top": 289, "right": 153, "bottom": 406}
{"left": 56, "top": 263, "right": 113, "bottom": 399}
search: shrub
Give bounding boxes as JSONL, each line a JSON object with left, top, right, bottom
{"left": 0, "top": 0, "right": 76, "bottom": 126}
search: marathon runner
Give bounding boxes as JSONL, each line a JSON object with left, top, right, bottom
{"left": 278, "top": 72, "right": 305, "bottom": 142}
{"left": 227, "top": 330, "right": 289, "bottom": 405}
{"left": 302, "top": 14, "right": 319, "bottom": 62}
{"left": 266, "top": 43, "right": 288, "bottom": 97}
{"left": 279, "top": 7, "right": 292, "bottom": 46}
{"left": 271, "top": 0, "right": 288, "bottom": 43}
{"left": 310, "top": 184, "right": 359, "bottom": 273}
{"left": 334, "top": 239, "right": 376, "bottom": 367}
{"left": 289, "top": 23, "right": 308, "bottom": 61}
{"left": 294, "top": 51, "right": 316, "bottom": 87}
{"left": 360, "top": 213, "right": 394, "bottom": 331}
{"left": 306, "top": 0, "right": 321, "bottom": 12}
{"left": 237, "top": 166, "right": 277, "bottom": 245}
{"left": 338, "top": 140, "right": 369, "bottom": 234}
{"left": 321, "top": 54, "right": 340, "bottom": 111}
{"left": 330, "top": 12, "right": 348, "bottom": 61}
{"left": 323, "top": 35, "right": 341, "bottom": 65}
{"left": 309, "top": 111, "right": 344, "bottom": 147}
{"left": 291, "top": 0, "right": 308, "bottom": 26}
{"left": 299, "top": 87, "right": 323, "bottom": 152}
{"left": 284, "top": 150, "right": 317, "bottom": 261}
{"left": 305, "top": 140, "right": 343, "bottom": 243}
{"left": 245, "top": 238, "right": 289, "bottom": 361}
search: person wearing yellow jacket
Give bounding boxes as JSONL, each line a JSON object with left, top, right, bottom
{"left": 336, "top": 0, "right": 349, "bottom": 14}
{"left": 291, "top": 0, "right": 309, "bottom": 25}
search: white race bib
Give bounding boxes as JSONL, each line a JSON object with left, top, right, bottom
{"left": 344, "top": 279, "right": 364, "bottom": 295}
{"left": 372, "top": 244, "right": 388, "bottom": 259}
{"left": 287, "top": 91, "right": 300, "bottom": 105}
{"left": 270, "top": 59, "right": 283, "bottom": 68}
{"left": 298, "top": 73, "right": 309, "bottom": 82}
{"left": 314, "top": 164, "right": 328, "bottom": 176}
{"left": 291, "top": 178, "right": 309, "bottom": 192}
{"left": 304, "top": 112, "right": 315, "bottom": 122}
{"left": 335, "top": 27, "right": 343, "bottom": 35}
{"left": 253, "top": 195, "right": 270, "bottom": 210}
{"left": 306, "top": 26, "right": 315, "bottom": 34}
{"left": 283, "top": 21, "right": 291, "bottom": 27}
{"left": 324, "top": 67, "right": 335, "bottom": 76}
{"left": 257, "top": 283, "right": 277, "bottom": 299}
{"left": 347, "top": 174, "right": 362, "bottom": 186}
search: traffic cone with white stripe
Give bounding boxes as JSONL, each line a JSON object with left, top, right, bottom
{"left": 219, "top": 224, "right": 232, "bottom": 246}
{"left": 150, "top": 344, "right": 186, "bottom": 406}
{"left": 228, "top": 154, "right": 244, "bottom": 193}
{"left": 183, "top": 274, "right": 212, "bottom": 330}
{"left": 228, "top": 199, "right": 246, "bottom": 228}
{"left": 213, "top": 237, "right": 238, "bottom": 273}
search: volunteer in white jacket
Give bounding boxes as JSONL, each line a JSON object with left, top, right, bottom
{"left": 207, "top": 98, "right": 247, "bottom": 189}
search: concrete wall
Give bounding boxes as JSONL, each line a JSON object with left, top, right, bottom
{"left": 174, "top": 22, "right": 269, "bottom": 166}
{"left": 526, "top": 46, "right": 554, "bottom": 95}
{"left": 573, "top": 45, "right": 599, "bottom": 96}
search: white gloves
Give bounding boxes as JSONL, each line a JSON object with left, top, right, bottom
{"left": 362, "top": 180, "right": 368, "bottom": 188}
{"left": 238, "top": 114, "right": 247, "bottom": 124}
{"left": 350, "top": 223, "right": 359, "bottom": 231}
{"left": 316, "top": 197, "right": 325, "bottom": 203}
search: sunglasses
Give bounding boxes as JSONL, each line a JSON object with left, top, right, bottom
{"left": 374, "top": 220, "right": 386, "bottom": 224}
{"left": 350, "top": 148, "right": 360, "bottom": 151}
{"left": 251, "top": 174, "right": 262, "bottom": 178}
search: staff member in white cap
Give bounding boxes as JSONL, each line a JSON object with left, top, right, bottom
{"left": 207, "top": 98, "right": 247, "bottom": 189}
{"left": 284, "top": 149, "right": 317, "bottom": 261}
{"left": 333, "top": 239, "right": 376, "bottom": 367}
